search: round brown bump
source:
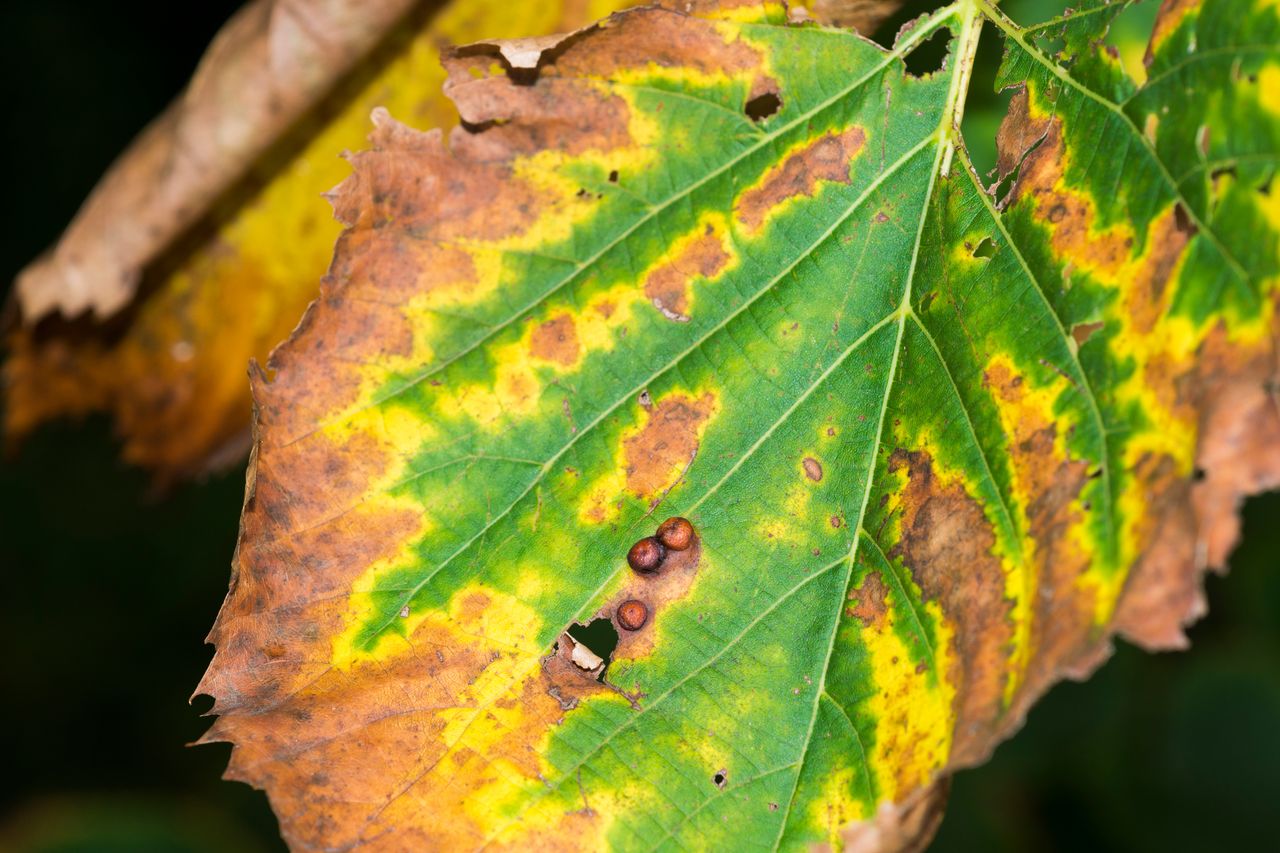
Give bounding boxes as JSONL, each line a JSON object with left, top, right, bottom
{"left": 627, "top": 536, "right": 666, "bottom": 574}
{"left": 655, "top": 516, "right": 694, "bottom": 551}
{"left": 616, "top": 599, "right": 648, "bottom": 631}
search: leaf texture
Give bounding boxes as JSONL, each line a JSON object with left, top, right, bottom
{"left": 197, "top": 0, "right": 1280, "bottom": 848}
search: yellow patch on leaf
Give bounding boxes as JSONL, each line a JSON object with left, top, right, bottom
{"left": 981, "top": 353, "right": 1083, "bottom": 696}
{"left": 861, "top": 594, "right": 955, "bottom": 803}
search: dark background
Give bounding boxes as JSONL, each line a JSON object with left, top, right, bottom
{"left": 0, "top": 2, "right": 1276, "bottom": 851}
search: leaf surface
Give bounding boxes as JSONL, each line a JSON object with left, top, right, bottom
{"left": 198, "top": 0, "right": 1280, "bottom": 848}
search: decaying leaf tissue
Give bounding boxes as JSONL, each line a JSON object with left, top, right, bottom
{"left": 7, "top": 0, "right": 1278, "bottom": 849}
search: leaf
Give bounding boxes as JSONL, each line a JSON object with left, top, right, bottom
{"left": 196, "top": 0, "right": 1280, "bottom": 849}
{"left": 3, "top": 0, "right": 640, "bottom": 477}
{"left": 15, "top": 0, "right": 420, "bottom": 322}
{"left": 4, "top": 0, "right": 904, "bottom": 480}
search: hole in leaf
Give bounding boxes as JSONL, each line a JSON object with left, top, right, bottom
{"left": 872, "top": 0, "right": 949, "bottom": 49}
{"left": 744, "top": 91, "right": 782, "bottom": 122}
{"left": 903, "top": 28, "right": 951, "bottom": 78}
{"left": 1071, "top": 320, "right": 1105, "bottom": 347}
{"left": 713, "top": 769, "right": 728, "bottom": 789}
{"left": 972, "top": 237, "right": 996, "bottom": 259}
{"left": 1086, "top": 466, "right": 1104, "bottom": 480}
{"left": 566, "top": 617, "right": 619, "bottom": 679}
{"left": 1193, "top": 466, "right": 1207, "bottom": 482}
{"left": 608, "top": 169, "right": 619, "bottom": 183}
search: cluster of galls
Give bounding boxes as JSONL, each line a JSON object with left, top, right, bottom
{"left": 615, "top": 517, "right": 695, "bottom": 632}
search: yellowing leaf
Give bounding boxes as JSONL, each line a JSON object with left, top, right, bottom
{"left": 194, "top": 0, "right": 1279, "bottom": 849}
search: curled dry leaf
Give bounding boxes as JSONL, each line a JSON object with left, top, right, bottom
{"left": 3, "top": 0, "right": 640, "bottom": 478}
{"left": 16, "top": 0, "right": 418, "bottom": 321}
{"left": 4, "top": 0, "right": 902, "bottom": 482}
{"left": 195, "top": 0, "right": 1278, "bottom": 849}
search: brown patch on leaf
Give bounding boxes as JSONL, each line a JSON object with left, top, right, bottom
{"left": 994, "top": 90, "right": 1051, "bottom": 188}
{"left": 446, "top": 3, "right": 777, "bottom": 155}
{"left": 1002, "top": 115, "right": 1193, "bottom": 343}
{"left": 887, "top": 448, "right": 1011, "bottom": 766}
{"left": 541, "top": 635, "right": 612, "bottom": 709}
{"left": 735, "top": 126, "right": 866, "bottom": 233}
{"left": 803, "top": 456, "right": 824, "bottom": 481}
{"left": 623, "top": 391, "right": 717, "bottom": 498}
{"left": 981, "top": 361, "right": 1096, "bottom": 713}
{"left": 1116, "top": 310, "right": 1280, "bottom": 648}
{"left": 809, "top": 0, "right": 908, "bottom": 35}
{"left": 199, "top": 417, "right": 597, "bottom": 848}
{"left": 605, "top": 534, "right": 704, "bottom": 664}
{"left": 643, "top": 225, "right": 732, "bottom": 322}
{"left": 848, "top": 570, "right": 888, "bottom": 627}
{"left": 530, "top": 312, "right": 581, "bottom": 366}
{"left": 1070, "top": 320, "right": 1104, "bottom": 348}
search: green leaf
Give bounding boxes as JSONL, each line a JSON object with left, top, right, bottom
{"left": 197, "top": 0, "right": 1280, "bottom": 848}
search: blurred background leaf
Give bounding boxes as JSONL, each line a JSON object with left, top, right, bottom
{"left": 0, "top": 1, "right": 1275, "bottom": 851}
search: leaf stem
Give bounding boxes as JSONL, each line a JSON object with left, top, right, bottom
{"left": 940, "top": 0, "right": 984, "bottom": 176}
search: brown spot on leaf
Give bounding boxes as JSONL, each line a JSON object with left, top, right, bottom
{"left": 994, "top": 89, "right": 1051, "bottom": 188}
{"left": 604, "top": 533, "right": 703, "bottom": 663}
{"left": 1070, "top": 320, "right": 1104, "bottom": 348}
{"left": 530, "top": 312, "right": 581, "bottom": 366}
{"left": 803, "top": 456, "right": 824, "bottom": 481}
{"left": 643, "top": 225, "right": 732, "bottom": 322}
{"left": 623, "top": 391, "right": 716, "bottom": 498}
{"left": 849, "top": 571, "right": 888, "bottom": 627}
{"left": 735, "top": 126, "right": 866, "bottom": 233}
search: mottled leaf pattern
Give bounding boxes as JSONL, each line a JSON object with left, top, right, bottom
{"left": 198, "top": 0, "right": 1280, "bottom": 849}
